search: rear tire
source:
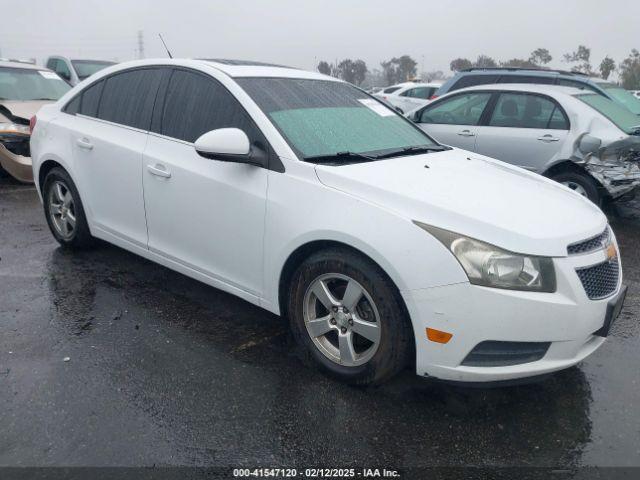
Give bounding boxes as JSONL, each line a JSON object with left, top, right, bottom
{"left": 550, "top": 170, "right": 602, "bottom": 205}
{"left": 43, "top": 167, "right": 94, "bottom": 249}
{"left": 288, "top": 248, "right": 413, "bottom": 385}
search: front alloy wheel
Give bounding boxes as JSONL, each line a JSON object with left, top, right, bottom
{"left": 48, "top": 180, "right": 77, "bottom": 240}
{"left": 289, "top": 248, "right": 413, "bottom": 385}
{"left": 303, "top": 273, "right": 382, "bottom": 367}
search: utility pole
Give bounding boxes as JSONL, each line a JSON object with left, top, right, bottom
{"left": 137, "top": 30, "right": 145, "bottom": 59}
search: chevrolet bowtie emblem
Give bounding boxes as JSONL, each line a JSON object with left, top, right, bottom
{"left": 606, "top": 243, "right": 618, "bottom": 261}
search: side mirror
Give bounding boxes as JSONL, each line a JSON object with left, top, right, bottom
{"left": 578, "top": 134, "right": 602, "bottom": 155}
{"left": 194, "top": 128, "right": 255, "bottom": 164}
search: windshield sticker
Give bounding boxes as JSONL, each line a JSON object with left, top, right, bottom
{"left": 39, "top": 71, "right": 63, "bottom": 81}
{"left": 358, "top": 98, "right": 395, "bottom": 117}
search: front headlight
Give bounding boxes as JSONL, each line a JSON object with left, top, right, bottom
{"left": 414, "top": 222, "right": 556, "bottom": 292}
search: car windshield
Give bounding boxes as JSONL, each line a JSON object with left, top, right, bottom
{"left": 0, "top": 67, "right": 70, "bottom": 101}
{"left": 236, "top": 77, "right": 436, "bottom": 161}
{"left": 596, "top": 82, "right": 640, "bottom": 115}
{"left": 71, "top": 60, "right": 114, "bottom": 80}
{"left": 576, "top": 93, "right": 640, "bottom": 134}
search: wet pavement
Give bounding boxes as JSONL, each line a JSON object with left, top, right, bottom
{"left": 0, "top": 176, "right": 639, "bottom": 469}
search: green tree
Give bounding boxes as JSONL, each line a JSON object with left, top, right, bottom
{"left": 474, "top": 55, "right": 498, "bottom": 68}
{"left": 530, "top": 48, "right": 552, "bottom": 66}
{"left": 619, "top": 49, "right": 640, "bottom": 89}
{"left": 501, "top": 58, "right": 537, "bottom": 68}
{"left": 352, "top": 59, "right": 368, "bottom": 86}
{"left": 317, "top": 61, "right": 332, "bottom": 76}
{"left": 563, "top": 45, "right": 592, "bottom": 74}
{"left": 450, "top": 57, "right": 472, "bottom": 72}
{"left": 599, "top": 56, "right": 616, "bottom": 80}
{"left": 380, "top": 56, "right": 417, "bottom": 84}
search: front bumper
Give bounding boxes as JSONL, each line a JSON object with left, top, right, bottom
{"left": 402, "top": 245, "right": 623, "bottom": 383}
{"left": 0, "top": 143, "right": 33, "bottom": 183}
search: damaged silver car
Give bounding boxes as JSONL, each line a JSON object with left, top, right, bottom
{"left": 408, "top": 83, "right": 640, "bottom": 205}
{"left": 0, "top": 60, "right": 70, "bottom": 182}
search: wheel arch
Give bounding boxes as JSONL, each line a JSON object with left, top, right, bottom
{"left": 277, "top": 240, "right": 412, "bottom": 328}
{"left": 542, "top": 159, "right": 602, "bottom": 187}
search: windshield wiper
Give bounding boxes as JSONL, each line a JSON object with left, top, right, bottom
{"left": 305, "top": 151, "right": 378, "bottom": 164}
{"left": 374, "top": 145, "right": 450, "bottom": 159}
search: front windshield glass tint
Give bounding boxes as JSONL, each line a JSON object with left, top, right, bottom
{"left": 71, "top": 60, "right": 114, "bottom": 80}
{"left": 237, "top": 78, "right": 435, "bottom": 159}
{"left": 576, "top": 93, "right": 640, "bottom": 134}
{"left": 0, "top": 67, "right": 71, "bottom": 101}
{"left": 596, "top": 82, "right": 640, "bottom": 115}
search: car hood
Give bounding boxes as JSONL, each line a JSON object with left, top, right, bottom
{"left": 314, "top": 149, "right": 607, "bottom": 257}
{"left": 0, "top": 100, "right": 51, "bottom": 122}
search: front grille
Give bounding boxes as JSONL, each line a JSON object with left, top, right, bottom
{"left": 567, "top": 228, "right": 610, "bottom": 255}
{"left": 461, "top": 341, "right": 551, "bottom": 367}
{"left": 576, "top": 259, "right": 620, "bottom": 300}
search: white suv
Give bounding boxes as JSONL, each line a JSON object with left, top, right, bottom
{"left": 30, "top": 59, "right": 626, "bottom": 385}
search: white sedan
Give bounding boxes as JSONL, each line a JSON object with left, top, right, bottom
{"left": 374, "top": 81, "right": 442, "bottom": 113}
{"left": 30, "top": 59, "right": 625, "bottom": 385}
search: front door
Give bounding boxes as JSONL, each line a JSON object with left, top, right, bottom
{"left": 414, "top": 91, "right": 493, "bottom": 152}
{"left": 142, "top": 68, "right": 268, "bottom": 296}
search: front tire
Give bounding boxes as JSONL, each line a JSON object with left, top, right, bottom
{"left": 43, "top": 167, "right": 94, "bottom": 249}
{"left": 550, "top": 170, "right": 602, "bottom": 205}
{"left": 288, "top": 248, "right": 413, "bottom": 385}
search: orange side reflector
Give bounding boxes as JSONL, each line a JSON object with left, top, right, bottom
{"left": 426, "top": 328, "right": 453, "bottom": 344}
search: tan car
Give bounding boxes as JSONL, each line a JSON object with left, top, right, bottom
{"left": 0, "top": 60, "right": 70, "bottom": 182}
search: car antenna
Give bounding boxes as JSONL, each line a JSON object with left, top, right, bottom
{"left": 158, "top": 34, "right": 173, "bottom": 58}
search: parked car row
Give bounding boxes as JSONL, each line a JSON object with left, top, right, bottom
{"left": 0, "top": 57, "right": 114, "bottom": 182}
{"left": 406, "top": 83, "right": 640, "bottom": 205}
{"left": 373, "top": 81, "right": 442, "bottom": 113}
{"left": 27, "top": 59, "right": 626, "bottom": 387}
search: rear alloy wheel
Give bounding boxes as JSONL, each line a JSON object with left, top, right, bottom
{"left": 288, "top": 248, "right": 413, "bottom": 385}
{"left": 43, "top": 167, "right": 94, "bottom": 249}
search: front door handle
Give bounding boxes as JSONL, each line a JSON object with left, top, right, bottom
{"left": 537, "top": 135, "right": 560, "bottom": 143}
{"left": 147, "top": 164, "right": 172, "bottom": 178}
{"left": 457, "top": 129, "right": 475, "bottom": 137}
{"left": 76, "top": 138, "right": 93, "bottom": 150}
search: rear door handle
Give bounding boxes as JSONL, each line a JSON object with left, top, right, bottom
{"left": 537, "top": 135, "right": 560, "bottom": 143}
{"left": 147, "top": 164, "right": 172, "bottom": 178}
{"left": 457, "top": 130, "right": 475, "bottom": 137}
{"left": 76, "top": 138, "right": 93, "bottom": 150}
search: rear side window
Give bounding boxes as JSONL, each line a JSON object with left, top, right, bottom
{"left": 97, "top": 69, "right": 163, "bottom": 130}
{"left": 450, "top": 74, "right": 499, "bottom": 92}
{"left": 402, "top": 87, "right": 433, "bottom": 99}
{"left": 79, "top": 80, "right": 104, "bottom": 117}
{"left": 383, "top": 86, "right": 401, "bottom": 94}
{"left": 157, "top": 69, "right": 265, "bottom": 145}
{"left": 419, "top": 92, "right": 492, "bottom": 125}
{"left": 489, "top": 93, "right": 568, "bottom": 129}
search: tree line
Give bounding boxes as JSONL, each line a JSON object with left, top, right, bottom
{"left": 317, "top": 46, "right": 640, "bottom": 89}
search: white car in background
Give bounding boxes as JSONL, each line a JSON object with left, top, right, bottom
{"left": 374, "top": 82, "right": 441, "bottom": 113}
{"left": 45, "top": 56, "right": 116, "bottom": 86}
{"left": 30, "top": 59, "right": 625, "bottom": 386}
{"left": 631, "top": 90, "right": 640, "bottom": 99}
{"left": 408, "top": 84, "right": 640, "bottom": 205}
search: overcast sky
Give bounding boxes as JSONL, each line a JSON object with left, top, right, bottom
{"left": 1, "top": 0, "right": 638, "bottom": 76}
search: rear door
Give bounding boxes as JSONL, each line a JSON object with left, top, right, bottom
{"left": 413, "top": 91, "right": 493, "bottom": 151}
{"left": 68, "top": 68, "right": 164, "bottom": 247}
{"left": 142, "top": 68, "right": 269, "bottom": 296}
{"left": 473, "top": 92, "right": 570, "bottom": 172}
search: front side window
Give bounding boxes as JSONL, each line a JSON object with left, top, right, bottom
{"left": 0, "top": 67, "right": 70, "bottom": 101}
{"left": 237, "top": 78, "right": 436, "bottom": 159}
{"left": 576, "top": 93, "right": 640, "bottom": 135}
{"left": 596, "top": 82, "right": 640, "bottom": 115}
{"left": 55, "top": 61, "right": 71, "bottom": 81}
{"left": 97, "top": 69, "right": 163, "bottom": 130}
{"left": 489, "top": 93, "right": 567, "bottom": 129}
{"left": 71, "top": 60, "right": 115, "bottom": 81}
{"left": 157, "top": 69, "right": 265, "bottom": 145}
{"left": 419, "top": 92, "right": 491, "bottom": 125}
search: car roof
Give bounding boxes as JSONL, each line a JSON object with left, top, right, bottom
{"left": 0, "top": 60, "right": 50, "bottom": 71}
{"left": 90, "top": 58, "right": 339, "bottom": 82}
{"left": 452, "top": 83, "right": 596, "bottom": 98}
